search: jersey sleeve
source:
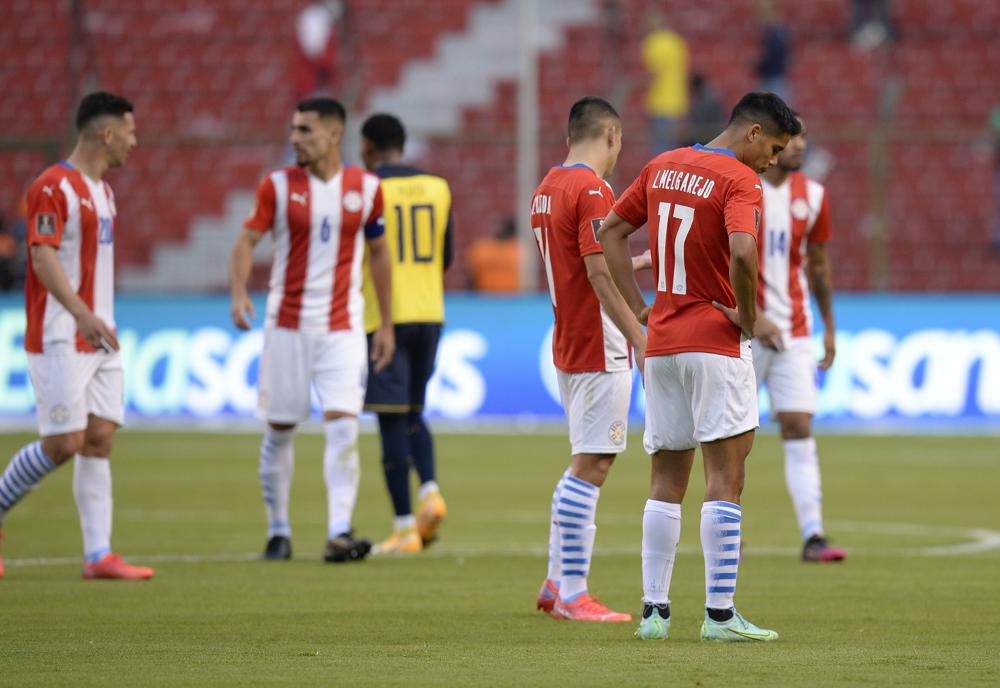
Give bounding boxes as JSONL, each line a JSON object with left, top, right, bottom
{"left": 364, "top": 183, "right": 385, "bottom": 239}
{"left": 808, "top": 189, "right": 831, "bottom": 244}
{"left": 244, "top": 176, "right": 277, "bottom": 232}
{"left": 576, "top": 182, "right": 614, "bottom": 257}
{"left": 724, "top": 172, "right": 762, "bottom": 237}
{"left": 611, "top": 166, "right": 649, "bottom": 228}
{"left": 26, "top": 177, "right": 68, "bottom": 248}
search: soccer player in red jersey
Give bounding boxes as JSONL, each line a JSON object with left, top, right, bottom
{"left": 755, "top": 115, "right": 844, "bottom": 563}
{"left": 602, "top": 92, "right": 800, "bottom": 641}
{"left": 229, "top": 98, "right": 394, "bottom": 564}
{"left": 531, "top": 97, "right": 647, "bottom": 622}
{"left": 0, "top": 92, "right": 153, "bottom": 581}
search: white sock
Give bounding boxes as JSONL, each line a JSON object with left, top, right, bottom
{"left": 324, "top": 417, "right": 360, "bottom": 539}
{"left": 784, "top": 437, "right": 824, "bottom": 540}
{"left": 73, "top": 456, "right": 112, "bottom": 564}
{"left": 546, "top": 468, "right": 570, "bottom": 583}
{"left": 418, "top": 480, "right": 439, "bottom": 501}
{"left": 259, "top": 427, "right": 295, "bottom": 538}
{"left": 701, "top": 500, "right": 742, "bottom": 611}
{"left": 642, "top": 499, "right": 681, "bottom": 605}
{"left": 394, "top": 515, "right": 416, "bottom": 531}
{"left": 558, "top": 474, "right": 600, "bottom": 601}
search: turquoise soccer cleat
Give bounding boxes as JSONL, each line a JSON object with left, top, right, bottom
{"left": 634, "top": 603, "right": 671, "bottom": 640}
{"left": 700, "top": 610, "right": 779, "bottom": 642}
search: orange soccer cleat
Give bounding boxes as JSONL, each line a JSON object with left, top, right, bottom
{"left": 416, "top": 490, "right": 447, "bottom": 545}
{"left": 536, "top": 578, "right": 559, "bottom": 613}
{"left": 552, "top": 593, "right": 632, "bottom": 622}
{"left": 82, "top": 553, "right": 154, "bottom": 581}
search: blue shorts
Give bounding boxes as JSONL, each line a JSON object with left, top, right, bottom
{"left": 365, "top": 323, "right": 442, "bottom": 413}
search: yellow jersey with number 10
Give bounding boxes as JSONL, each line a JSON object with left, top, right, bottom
{"left": 363, "top": 166, "right": 453, "bottom": 333}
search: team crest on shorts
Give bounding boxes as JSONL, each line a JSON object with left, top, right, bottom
{"left": 49, "top": 404, "right": 70, "bottom": 425}
{"left": 608, "top": 420, "right": 626, "bottom": 446}
{"left": 343, "top": 190, "right": 364, "bottom": 213}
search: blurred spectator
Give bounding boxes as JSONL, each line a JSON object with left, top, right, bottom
{"left": 851, "top": 0, "right": 894, "bottom": 50}
{"left": 293, "top": 0, "right": 344, "bottom": 101}
{"left": 755, "top": 0, "right": 791, "bottom": 102}
{"left": 0, "top": 213, "right": 20, "bottom": 291}
{"left": 992, "top": 105, "right": 1000, "bottom": 250}
{"left": 466, "top": 218, "right": 521, "bottom": 293}
{"left": 683, "top": 73, "right": 726, "bottom": 147}
{"left": 641, "top": 9, "right": 689, "bottom": 154}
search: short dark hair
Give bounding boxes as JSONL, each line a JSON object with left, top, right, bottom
{"left": 361, "top": 113, "right": 406, "bottom": 152}
{"left": 728, "top": 92, "right": 801, "bottom": 136}
{"left": 296, "top": 97, "right": 347, "bottom": 122}
{"left": 76, "top": 91, "right": 133, "bottom": 131}
{"left": 567, "top": 96, "right": 620, "bottom": 143}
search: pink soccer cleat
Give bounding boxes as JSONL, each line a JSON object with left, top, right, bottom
{"left": 802, "top": 535, "right": 846, "bottom": 562}
{"left": 536, "top": 578, "right": 559, "bottom": 613}
{"left": 552, "top": 593, "right": 632, "bottom": 622}
{"left": 82, "top": 553, "right": 154, "bottom": 580}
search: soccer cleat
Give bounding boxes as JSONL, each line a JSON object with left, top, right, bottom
{"left": 552, "top": 593, "right": 632, "bottom": 622}
{"left": 634, "top": 603, "right": 671, "bottom": 640}
{"left": 82, "top": 553, "right": 154, "bottom": 581}
{"left": 536, "top": 578, "right": 559, "bottom": 613}
{"left": 262, "top": 535, "right": 292, "bottom": 560}
{"left": 374, "top": 526, "right": 423, "bottom": 555}
{"left": 802, "top": 535, "right": 846, "bottom": 562}
{"left": 323, "top": 530, "right": 372, "bottom": 563}
{"left": 416, "top": 490, "right": 447, "bottom": 545}
{"left": 700, "top": 610, "right": 779, "bottom": 642}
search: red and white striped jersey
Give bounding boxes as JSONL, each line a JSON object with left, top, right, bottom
{"left": 530, "top": 164, "right": 630, "bottom": 373}
{"left": 245, "top": 165, "right": 384, "bottom": 332}
{"left": 758, "top": 171, "right": 831, "bottom": 338}
{"left": 24, "top": 162, "right": 116, "bottom": 354}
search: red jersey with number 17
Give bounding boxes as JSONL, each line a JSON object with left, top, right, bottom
{"left": 530, "top": 164, "right": 630, "bottom": 373}
{"left": 612, "top": 144, "right": 762, "bottom": 359}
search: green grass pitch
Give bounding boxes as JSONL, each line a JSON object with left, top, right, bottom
{"left": 0, "top": 430, "right": 998, "bottom": 686}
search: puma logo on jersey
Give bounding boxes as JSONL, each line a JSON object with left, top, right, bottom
{"left": 754, "top": 184, "right": 762, "bottom": 190}
{"left": 588, "top": 188, "right": 604, "bottom": 198}
{"left": 42, "top": 185, "right": 55, "bottom": 197}
{"left": 290, "top": 192, "right": 308, "bottom": 206}
{"left": 80, "top": 198, "right": 94, "bottom": 212}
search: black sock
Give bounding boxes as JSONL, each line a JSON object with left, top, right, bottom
{"left": 407, "top": 412, "right": 436, "bottom": 485}
{"left": 378, "top": 413, "right": 412, "bottom": 517}
{"left": 707, "top": 607, "right": 734, "bottom": 622}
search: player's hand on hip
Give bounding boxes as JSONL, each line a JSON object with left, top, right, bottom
{"left": 632, "top": 340, "right": 646, "bottom": 386}
{"left": 638, "top": 304, "right": 652, "bottom": 326}
{"left": 711, "top": 300, "right": 753, "bottom": 340}
{"left": 371, "top": 324, "right": 395, "bottom": 374}
{"left": 77, "top": 311, "right": 119, "bottom": 352}
{"left": 753, "top": 315, "right": 785, "bottom": 351}
{"left": 632, "top": 249, "right": 652, "bottom": 272}
{"left": 231, "top": 296, "right": 256, "bottom": 331}
{"left": 819, "top": 330, "right": 836, "bottom": 370}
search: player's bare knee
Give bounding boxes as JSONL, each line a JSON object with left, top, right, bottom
{"left": 777, "top": 412, "right": 812, "bottom": 440}
{"left": 570, "top": 454, "right": 614, "bottom": 487}
{"left": 40, "top": 432, "right": 84, "bottom": 464}
{"left": 268, "top": 422, "right": 297, "bottom": 432}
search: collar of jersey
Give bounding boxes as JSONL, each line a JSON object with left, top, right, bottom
{"left": 59, "top": 160, "right": 75, "bottom": 170}
{"left": 692, "top": 143, "right": 737, "bottom": 159}
{"left": 558, "top": 162, "right": 596, "bottom": 174}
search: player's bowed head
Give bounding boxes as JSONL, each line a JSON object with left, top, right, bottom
{"left": 566, "top": 96, "right": 623, "bottom": 180}
{"left": 709, "top": 91, "right": 802, "bottom": 174}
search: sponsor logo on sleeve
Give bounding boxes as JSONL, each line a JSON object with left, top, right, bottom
{"left": 591, "top": 218, "right": 604, "bottom": 241}
{"left": 753, "top": 207, "right": 761, "bottom": 233}
{"left": 36, "top": 213, "right": 57, "bottom": 236}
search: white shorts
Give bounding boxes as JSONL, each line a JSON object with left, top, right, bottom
{"left": 557, "top": 369, "right": 632, "bottom": 455}
{"left": 257, "top": 327, "right": 368, "bottom": 423}
{"left": 643, "top": 352, "right": 758, "bottom": 453}
{"left": 752, "top": 336, "right": 818, "bottom": 414}
{"left": 28, "top": 345, "right": 124, "bottom": 437}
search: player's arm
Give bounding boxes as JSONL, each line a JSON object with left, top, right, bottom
{"left": 366, "top": 233, "right": 395, "bottom": 373}
{"left": 583, "top": 253, "right": 647, "bottom": 369}
{"left": 807, "top": 241, "right": 835, "bottom": 369}
{"left": 727, "top": 232, "right": 758, "bottom": 340}
{"left": 228, "top": 228, "right": 264, "bottom": 330}
{"left": 31, "top": 245, "right": 118, "bottom": 351}
{"left": 599, "top": 211, "right": 649, "bottom": 324}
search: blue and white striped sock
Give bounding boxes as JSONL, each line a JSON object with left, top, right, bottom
{"left": 701, "top": 500, "right": 742, "bottom": 611}
{"left": 546, "top": 468, "right": 570, "bottom": 583}
{"left": 259, "top": 427, "right": 295, "bottom": 538}
{"left": 558, "top": 474, "right": 600, "bottom": 601}
{"left": 0, "top": 441, "right": 57, "bottom": 520}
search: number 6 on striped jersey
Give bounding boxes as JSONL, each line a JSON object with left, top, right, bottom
{"left": 656, "top": 201, "right": 695, "bottom": 294}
